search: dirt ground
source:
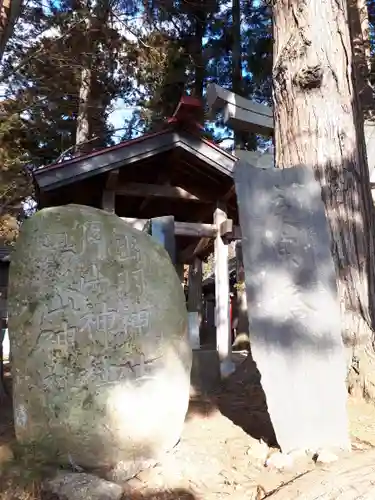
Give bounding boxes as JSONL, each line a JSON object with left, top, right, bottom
{"left": 1, "top": 358, "right": 375, "bottom": 500}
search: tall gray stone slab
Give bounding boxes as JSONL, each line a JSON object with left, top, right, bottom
{"left": 234, "top": 160, "right": 350, "bottom": 454}
{"left": 8, "top": 204, "right": 192, "bottom": 472}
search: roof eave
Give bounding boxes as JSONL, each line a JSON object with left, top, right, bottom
{"left": 34, "top": 130, "right": 238, "bottom": 193}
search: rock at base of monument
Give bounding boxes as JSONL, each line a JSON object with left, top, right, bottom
{"left": 312, "top": 449, "right": 339, "bottom": 465}
{"left": 234, "top": 161, "right": 350, "bottom": 454}
{"left": 8, "top": 204, "right": 192, "bottom": 470}
{"left": 42, "top": 472, "right": 123, "bottom": 500}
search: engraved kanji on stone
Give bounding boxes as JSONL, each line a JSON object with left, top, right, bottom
{"left": 129, "top": 236, "right": 141, "bottom": 263}
{"left": 113, "top": 234, "right": 132, "bottom": 262}
{"left": 113, "top": 233, "right": 142, "bottom": 263}
{"left": 56, "top": 324, "right": 76, "bottom": 348}
{"left": 46, "top": 290, "right": 81, "bottom": 317}
{"left": 125, "top": 310, "right": 150, "bottom": 337}
{"left": 80, "top": 264, "right": 111, "bottom": 295}
{"left": 117, "top": 270, "right": 130, "bottom": 294}
{"left": 86, "top": 222, "right": 102, "bottom": 242}
{"left": 85, "top": 222, "right": 105, "bottom": 258}
{"left": 80, "top": 304, "right": 118, "bottom": 347}
{"left": 131, "top": 268, "right": 145, "bottom": 296}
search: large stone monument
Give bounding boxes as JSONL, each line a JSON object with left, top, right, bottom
{"left": 8, "top": 204, "right": 192, "bottom": 474}
{"left": 234, "top": 160, "right": 350, "bottom": 454}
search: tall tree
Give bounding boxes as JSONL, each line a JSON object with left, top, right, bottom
{"left": 232, "top": 0, "right": 243, "bottom": 148}
{"left": 272, "top": 0, "right": 375, "bottom": 398}
{"left": 0, "top": 100, "right": 32, "bottom": 243}
{"left": 348, "top": 0, "right": 375, "bottom": 118}
{"left": 1, "top": 0, "right": 138, "bottom": 163}
{"left": 0, "top": 0, "right": 22, "bottom": 61}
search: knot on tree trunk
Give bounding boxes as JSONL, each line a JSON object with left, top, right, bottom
{"left": 293, "top": 64, "right": 323, "bottom": 90}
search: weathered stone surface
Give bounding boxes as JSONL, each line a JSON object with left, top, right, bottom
{"left": 42, "top": 472, "right": 123, "bottom": 500}
{"left": 234, "top": 161, "right": 350, "bottom": 454}
{"left": 8, "top": 204, "right": 191, "bottom": 470}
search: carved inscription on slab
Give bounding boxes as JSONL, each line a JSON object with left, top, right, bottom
{"left": 36, "top": 218, "right": 157, "bottom": 390}
{"left": 234, "top": 160, "right": 350, "bottom": 454}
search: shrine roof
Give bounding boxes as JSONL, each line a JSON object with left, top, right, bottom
{"left": 33, "top": 96, "right": 238, "bottom": 193}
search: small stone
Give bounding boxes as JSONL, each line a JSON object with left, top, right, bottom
{"left": 313, "top": 450, "right": 339, "bottom": 465}
{"left": 265, "top": 451, "right": 294, "bottom": 470}
{"left": 42, "top": 472, "right": 123, "bottom": 500}
{"left": 287, "top": 448, "right": 309, "bottom": 460}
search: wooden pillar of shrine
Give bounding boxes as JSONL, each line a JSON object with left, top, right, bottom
{"left": 214, "top": 205, "right": 235, "bottom": 377}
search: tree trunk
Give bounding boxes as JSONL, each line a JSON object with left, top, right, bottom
{"left": 75, "top": 5, "right": 94, "bottom": 154}
{"left": 193, "top": 9, "right": 207, "bottom": 99}
{"left": 75, "top": 65, "right": 92, "bottom": 152}
{"left": 75, "top": 0, "right": 111, "bottom": 154}
{"left": 232, "top": 0, "right": 243, "bottom": 149}
{"left": 348, "top": 0, "right": 374, "bottom": 118}
{"left": 192, "top": 8, "right": 207, "bottom": 126}
{"left": 272, "top": 0, "right": 375, "bottom": 398}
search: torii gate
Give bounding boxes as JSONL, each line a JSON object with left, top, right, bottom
{"left": 206, "top": 83, "right": 375, "bottom": 191}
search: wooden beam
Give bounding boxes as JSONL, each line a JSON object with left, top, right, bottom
{"left": 121, "top": 218, "right": 216, "bottom": 238}
{"left": 178, "top": 237, "right": 212, "bottom": 263}
{"left": 121, "top": 217, "right": 242, "bottom": 240}
{"left": 116, "top": 182, "right": 210, "bottom": 203}
{"left": 214, "top": 205, "right": 235, "bottom": 378}
{"left": 175, "top": 222, "right": 216, "bottom": 237}
{"left": 139, "top": 170, "right": 170, "bottom": 214}
{"left": 101, "top": 169, "right": 119, "bottom": 213}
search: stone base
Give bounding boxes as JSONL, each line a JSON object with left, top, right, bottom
{"left": 190, "top": 349, "right": 221, "bottom": 396}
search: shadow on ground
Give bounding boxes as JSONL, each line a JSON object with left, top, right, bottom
{"left": 187, "top": 348, "right": 278, "bottom": 447}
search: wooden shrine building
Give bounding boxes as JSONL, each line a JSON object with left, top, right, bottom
{"left": 31, "top": 96, "right": 241, "bottom": 377}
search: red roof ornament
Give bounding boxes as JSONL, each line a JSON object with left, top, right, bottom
{"left": 167, "top": 95, "right": 205, "bottom": 133}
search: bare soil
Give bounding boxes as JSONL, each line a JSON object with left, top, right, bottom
{"left": 1, "top": 358, "right": 375, "bottom": 500}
